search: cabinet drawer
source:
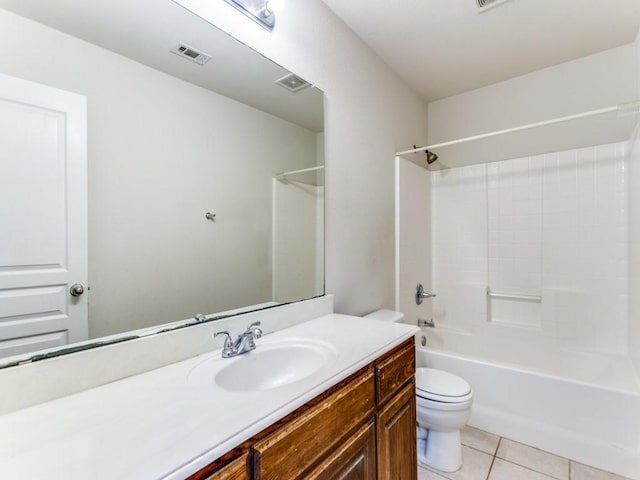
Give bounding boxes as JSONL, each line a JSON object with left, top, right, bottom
{"left": 204, "top": 454, "right": 249, "bottom": 480}
{"left": 253, "top": 369, "right": 375, "bottom": 480}
{"left": 375, "top": 339, "right": 415, "bottom": 405}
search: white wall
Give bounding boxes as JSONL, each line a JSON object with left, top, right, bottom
{"left": 396, "top": 157, "right": 432, "bottom": 326}
{"left": 176, "top": 0, "right": 429, "bottom": 316}
{"left": 0, "top": 9, "right": 320, "bottom": 337}
{"left": 428, "top": 45, "right": 638, "bottom": 168}
{"left": 629, "top": 29, "right": 640, "bottom": 375}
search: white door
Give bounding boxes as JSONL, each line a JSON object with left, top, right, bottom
{"left": 0, "top": 73, "right": 87, "bottom": 359}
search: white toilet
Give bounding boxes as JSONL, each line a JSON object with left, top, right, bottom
{"left": 415, "top": 367, "right": 473, "bottom": 472}
{"left": 364, "top": 309, "right": 473, "bottom": 473}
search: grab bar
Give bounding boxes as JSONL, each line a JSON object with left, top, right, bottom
{"left": 487, "top": 287, "right": 541, "bottom": 302}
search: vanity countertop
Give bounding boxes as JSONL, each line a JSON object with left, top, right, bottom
{"left": 0, "top": 314, "right": 418, "bottom": 479}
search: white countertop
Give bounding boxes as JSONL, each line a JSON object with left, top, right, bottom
{"left": 0, "top": 314, "right": 418, "bottom": 480}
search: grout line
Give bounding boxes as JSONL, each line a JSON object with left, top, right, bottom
{"left": 495, "top": 437, "right": 569, "bottom": 480}
{"left": 462, "top": 443, "right": 498, "bottom": 457}
{"left": 486, "top": 437, "right": 501, "bottom": 480}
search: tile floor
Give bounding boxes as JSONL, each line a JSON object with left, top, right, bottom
{"left": 418, "top": 426, "right": 631, "bottom": 480}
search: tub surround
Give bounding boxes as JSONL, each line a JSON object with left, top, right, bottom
{"left": 0, "top": 311, "right": 418, "bottom": 479}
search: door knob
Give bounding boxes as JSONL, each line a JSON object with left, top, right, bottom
{"left": 69, "top": 283, "right": 85, "bottom": 297}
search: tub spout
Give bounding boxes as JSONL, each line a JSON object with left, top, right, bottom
{"left": 418, "top": 318, "right": 435, "bottom": 328}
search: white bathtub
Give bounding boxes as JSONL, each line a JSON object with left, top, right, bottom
{"left": 416, "top": 345, "right": 640, "bottom": 479}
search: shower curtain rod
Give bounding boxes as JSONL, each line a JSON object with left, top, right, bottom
{"left": 274, "top": 165, "right": 324, "bottom": 179}
{"left": 396, "top": 100, "right": 640, "bottom": 157}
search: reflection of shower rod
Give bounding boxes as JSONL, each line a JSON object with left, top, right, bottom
{"left": 396, "top": 100, "right": 640, "bottom": 157}
{"left": 274, "top": 165, "right": 324, "bottom": 180}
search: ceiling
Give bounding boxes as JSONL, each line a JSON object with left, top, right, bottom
{"left": 321, "top": 0, "right": 640, "bottom": 102}
{"left": 0, "top": 0, "right": 324, "bottom": 132}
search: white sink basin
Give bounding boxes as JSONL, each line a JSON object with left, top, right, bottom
{"left": 188, "top": 338, "right": 337, "bottom": 392}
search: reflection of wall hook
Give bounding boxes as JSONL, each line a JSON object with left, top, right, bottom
{"left": 205, "top": 212, "right": 216, "bottom": 221}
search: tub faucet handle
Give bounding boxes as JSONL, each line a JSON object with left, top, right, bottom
{"left": 416, "top": 283, "right": 436, "bottom": 305}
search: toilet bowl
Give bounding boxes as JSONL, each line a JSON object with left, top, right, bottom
{"left": 363, "top": 310, "right": 473, "bottom": 473}
{"left": 415, "top": 368, "right": 473, "bottom": 472}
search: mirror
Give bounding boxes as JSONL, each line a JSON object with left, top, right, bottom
{"left": 0, "top": 0, "right": 324, "bottom": 365}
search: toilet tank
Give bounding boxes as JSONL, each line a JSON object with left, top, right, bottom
{"left": 363, "top": 309, "right": 404, "bottom": 323}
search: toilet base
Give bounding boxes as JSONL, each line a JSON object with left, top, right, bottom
{"left": 417, "top": 428, "right": 463, "bottom": 473}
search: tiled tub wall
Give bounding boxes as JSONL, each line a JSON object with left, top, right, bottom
{"left": 629, "top": 121, "right": 640, "bottom": 377}
{"left": 431, "top": 141, "right": 631, "bottom": 364}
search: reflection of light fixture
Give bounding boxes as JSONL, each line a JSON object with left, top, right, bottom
{"left": 224, "top": 0, "right": 277, "bottom": 31}
{"left": 275, "top": 73, "right": 311, "bottom": 93}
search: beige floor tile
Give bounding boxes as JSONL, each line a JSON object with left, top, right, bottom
{"left": 461, "top": 425, "right": 500, "bottom": 455}
{"left": 419, "top": 466, "right": 449, "bottom": 480}
{"left": 423, "top": 445, "right": 494, "bottom": 480}
{"left": 570, "top": 461, "right": 630, "bottom": 480}
{"left": 497, "top": 438, "right": 569, "bottom": 480}
{"left": 490, "top": 458, "right": 557, "bottom": 480}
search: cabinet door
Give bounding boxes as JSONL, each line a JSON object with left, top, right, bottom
{"left": 204, "top": 454, "right": 249, "bottom": 480}
{"left": 304, "top": 420, "right": 376, "bottom": 480}
{"left": 376, "top": 382, "right": 417, "bottom": 480}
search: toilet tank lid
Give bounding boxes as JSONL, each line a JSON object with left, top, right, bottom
{"left": 363, "top": 309, "right": 404, "bottom": 323}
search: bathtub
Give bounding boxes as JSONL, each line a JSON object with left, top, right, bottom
{"left": 416, "top": 344, "right": 640, "bottom": 479}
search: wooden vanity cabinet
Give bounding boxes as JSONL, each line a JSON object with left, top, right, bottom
{"left": 252, "top": 369, "right": 375, "bottom": 480}
{"left": 304, "top": 420, "right": 377, "bottom": 480}
{"left": 200, "top": 453, "right": 249, "bottom": 480}
{"left": 374, "top": 340, "right": 418, "bottom": 480}
{"left": 376, "top": 382, "right": 417, "bottom": 480}
{"left": 191, "top": 338, "right": 416, "bottom": 480}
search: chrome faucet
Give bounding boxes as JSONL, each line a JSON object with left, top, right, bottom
{"left": 214, "top": 321, "right": 263, "bottom": 358}
{"left": 418, "top": 318, "right": 436, "bottom": 328}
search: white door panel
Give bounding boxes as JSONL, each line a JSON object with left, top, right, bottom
{"left": 0, "top": 100, "right": 66, "bottom": 267}
{"left": 0, "top": 73, "right": 87, "bottom": 358}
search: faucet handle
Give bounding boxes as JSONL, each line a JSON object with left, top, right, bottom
{"left": 245, "top": 321, "right": 263, "bottom": 338}
{"left": 214, "top": 330, "right": 232, "bottom": 346}
{"left": 214, "top": 331, "right": 235, "bottom": 357}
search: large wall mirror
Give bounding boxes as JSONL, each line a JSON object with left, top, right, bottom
{"left": 0, "top": 0, "right": 324, "bottom": 366}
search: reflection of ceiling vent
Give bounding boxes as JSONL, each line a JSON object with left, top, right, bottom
{"left": 170, "top": 42, "right": 211, "bottom": 65}
{"left": 275, "top": 73, "right": 311, "bottom": 93}
{"left": 475, "top": 0, "right": 510, "bottom": 12}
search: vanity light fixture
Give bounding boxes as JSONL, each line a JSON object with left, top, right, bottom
{"left": 224, "top": 0, "right": 278, "bottom": 31}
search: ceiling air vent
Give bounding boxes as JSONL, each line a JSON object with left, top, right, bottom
{"left": 170, "top": 42, "right": 211, "bottom": 65}
{"left": 475, "top": 0, "right": 511, "bottom": 13}
{"left": 275, "top": 73, "right": 311, "bottom": 93}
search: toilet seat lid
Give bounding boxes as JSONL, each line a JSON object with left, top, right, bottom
{"left": 415, "top": 368, "right": 471, "bottom": 401}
